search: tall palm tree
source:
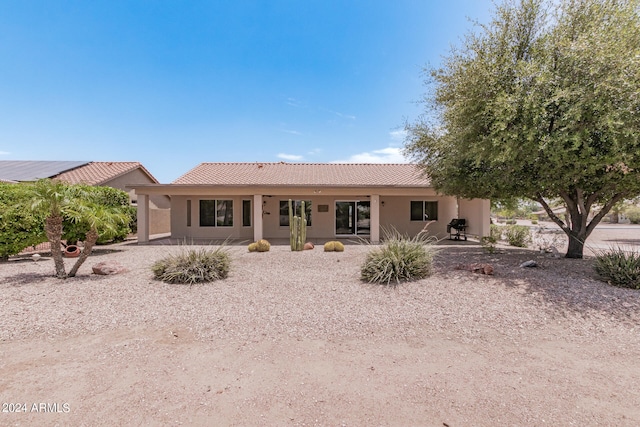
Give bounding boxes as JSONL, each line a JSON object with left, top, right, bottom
{"left": 31, "top": 179, "right": 73, "bottom": 278}
{"left": 31, "top": 180, "right": 131, "bottom": 279}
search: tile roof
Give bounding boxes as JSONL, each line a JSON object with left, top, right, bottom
{"left": 0, "top": 161, "right": 89, "bottom": 181}
{"left": 54, "top": 162, "right": 159, "bottom": 185}
{"left": 172, "top": 163, "right": 430, "bottom": 187}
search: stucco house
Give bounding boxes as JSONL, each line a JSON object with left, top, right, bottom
{"left": 0, "top": 160, "right": 171, "bottom": 234}
{"left": 130, "top": 162, "right": 490, "bottom": 244}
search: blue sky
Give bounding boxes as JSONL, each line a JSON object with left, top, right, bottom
{"left": 0, "top": 1, "right": 493, "bottom": 183}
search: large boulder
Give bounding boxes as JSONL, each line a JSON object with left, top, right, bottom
{"left": 92, "top": 261, "right": 128, "bottom": 275}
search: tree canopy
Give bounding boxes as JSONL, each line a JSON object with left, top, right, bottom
{"left": 405, "top": 0, "right": 640, "bottom": 258}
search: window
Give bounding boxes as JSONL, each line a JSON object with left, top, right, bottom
{"left": 200, "top": 200, "right": 233, "bottom": 227}
{"left": 279, "top": 200, "right": 312, "bottom": 226}
{"left": 410, "top": 201, "right": 438, "bottom": 221}
{"left": 187, "top": 200, "right": 191, "bottom": 227}
{"left": 242, "top": 200, "right": 251, "bottom": 227}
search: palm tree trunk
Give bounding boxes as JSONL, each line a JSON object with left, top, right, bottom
{"left": 46, "top": 215, "right": 66, "bottom": 279}
{"left": 68, "top": 228, "right": 98, "bottom": 277}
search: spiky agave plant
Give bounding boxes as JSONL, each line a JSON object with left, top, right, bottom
{"left": 594, "top": 246, "right": 640, "bottom": 289}
{"left": 361, "top": 228, "right": 438, "bottom": 285}
{"left": 152, "top": 246, "right": 231, "bottom": 284}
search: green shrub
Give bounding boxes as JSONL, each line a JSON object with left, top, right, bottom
{"left": 625, "top": 206, "right": 640, "bottom": 224}
{"left": 504, "top": 225, "right": 531, "bottom": 247}
{"left": 594, "top": 247, "right": 640, "bottom": 289}
{"left": 505, "top": 219, "right": 517, "bottom": 225}
{"left": 490, "top": 224, "right": 502, "bottom": 240}
{"left": 481, "top": 225, "right": 503, "bottom": 253}
{"left": 361, "top": 231, "right": 437, "bottom": 285}
{"left": 248, "top": 242, "right": 258, "bottom": 252}
{"left": 152, "top": 247, "right": 230, "bottom": 284}
{"left": 0, "top": 183, "right": 46, "bottom": 260}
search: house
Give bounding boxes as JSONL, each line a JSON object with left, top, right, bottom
{"left": 129, "top": 162, "right": 490, "bottom": 244}
{"left": 0, "top": 160, "right": 171, "bottom": 234}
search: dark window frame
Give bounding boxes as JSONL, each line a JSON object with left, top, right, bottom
{"left": 200, "top": 199, "right": 234, "bottom": 227}
{"left": 242, "top": 199, "right": 251, "bottom": 227}
{"left": 410, "top": 201, "right": 438, "bottom": 221}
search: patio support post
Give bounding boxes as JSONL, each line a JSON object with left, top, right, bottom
{"left": 371, "top": 194, "right": 380, "bottom": 243}
{"left": 137, "top": 194, "right": 150, "bottom": 244}
{"left": 253, "top": 194, "right": 263, "bottom": 242}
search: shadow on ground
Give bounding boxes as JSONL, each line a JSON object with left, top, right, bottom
{"left": 435, "top": 246, "right": 640, "bottom": 322}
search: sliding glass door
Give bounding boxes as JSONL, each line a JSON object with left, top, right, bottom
{"left": 335, "top": 201, "right": 370, "bottom": 236}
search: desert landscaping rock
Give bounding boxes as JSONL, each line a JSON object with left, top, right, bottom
{"left": 91, "top": 260, "right": 128, "bottom": 275}
{"left": 520, "top": 259, "right": 538, "bottom": 268}
{"left": 1, "top": 243, "right": 640, "bottom": 425}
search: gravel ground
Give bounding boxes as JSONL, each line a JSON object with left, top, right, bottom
{"left": 1, "top": 241, "right": 640, "bottom": 426}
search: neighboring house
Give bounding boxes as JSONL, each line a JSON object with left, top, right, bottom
{"left": 0, "top": 160, "right": 171, "bottom": 235}
{"left": 129, "top": 162, "right": 490, "bottom": 244}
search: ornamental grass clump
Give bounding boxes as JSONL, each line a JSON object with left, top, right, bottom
{"left": 594, "top": 246, "right": 640, "bottom": 289}
{"left": 360, "top": 230, "right": 437, "bottom": 285}
{"left": 152, "top": 247, "right": 230, "bottom": 284}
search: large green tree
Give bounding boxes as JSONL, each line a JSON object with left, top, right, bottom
{"left": 405, "top": 0, "right": 640, "bottom": 258}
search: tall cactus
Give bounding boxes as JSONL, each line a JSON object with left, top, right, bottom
{"left": 288, "top": 199, "right": 307, "bottom": 251}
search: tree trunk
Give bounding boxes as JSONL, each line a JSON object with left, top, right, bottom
{"left": 536, "top": 191, "right": 626, "bottom": 260}
{"left": 45, "top": 215, "right": 67, "bottom": 279}
{"left": 565, "top": 233, "right": 585, "bottom": 259}
{"left": 68, "top": 228, "right": 98, "bottom": 277}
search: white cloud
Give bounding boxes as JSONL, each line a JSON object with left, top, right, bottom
{"left": 321, "top": 108, "right": 356, "bottom": 120}
{"left": 278, "top": 153, "right": 304, "bottom": 161}
{"left": 333, "top": 111, "right": 356, "bottom": 120}
{"left": 332, "top": 147, "right": 409, "bottom": 164}
{"left": 280, "top": 129, "right": 302, "bottom": 135}
{"left": 0, "top": 151, "right": 9, "bottom": 156}
{"left": 286, "top": 97, "right": 301, "bottom": 107}
{"left": 389, "top": 129, "right": 407, "bottom": 141}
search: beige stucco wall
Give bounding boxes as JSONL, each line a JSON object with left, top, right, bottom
{"left": 171, "top": 195, "right": 255, "bottom": 241}
{"left": 169, "top": 193, "right": 461, "bottom": 241}
{"left": 379, "top": 195, "right": 458, "bottom": 239}
{"left": 458, "top": 198, "right": 491, "bottom": 237}
{"left": 105, "top": 169, "right": 172, "bottom": 235}
{"left": 149, "top": 208, "right": 171, "bottom": 235}
{"left": 104, "top": 169, "right": 171, "bottom": 210}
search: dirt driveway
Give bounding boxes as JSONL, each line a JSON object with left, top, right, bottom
{"left": 1, "top": 240, "right": 639, "bottom": 426}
